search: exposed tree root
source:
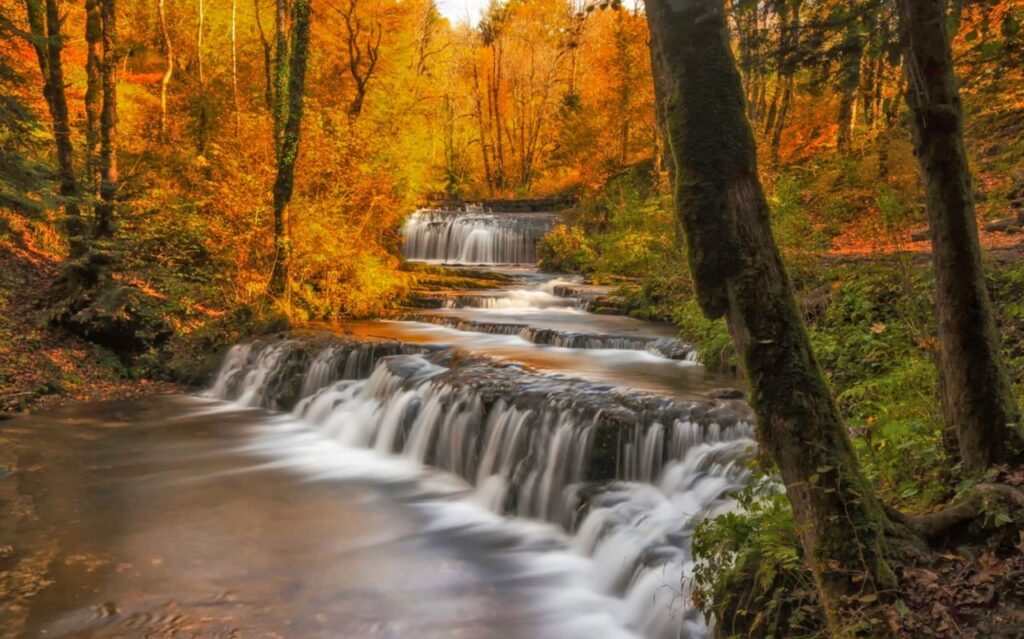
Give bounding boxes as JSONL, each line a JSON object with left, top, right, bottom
{"left": 898, "top": 483, "right": 1024, "bottom": 539}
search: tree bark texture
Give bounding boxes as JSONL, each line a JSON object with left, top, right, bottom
{"left": 644, "top": 0, "right": 898, "bottom": 633}
{"left": 897, "top": 0, "right": 1023, "bottom": 473}
{"left": 269, "top": 0, "right": 312, "bottom": 298}
{"left": 25, "top": 0, "right": 85, "bottom": 254}
{"left": 94, "top": 0, "right": 118, "bottom": 238}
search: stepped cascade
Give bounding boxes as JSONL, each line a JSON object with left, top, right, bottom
{"left": 209, "top": 331, "right": 753, "bottom": 639}
{"left": 201, "top": 207, "right": 756, "bottom": 639}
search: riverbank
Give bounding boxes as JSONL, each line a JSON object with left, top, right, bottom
{"left": 0, "top": 241, "right": 182, "bottom": 415}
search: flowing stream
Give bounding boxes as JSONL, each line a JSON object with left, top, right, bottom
{"left": 0, "top": 207, "right": 754, "bottom": 639}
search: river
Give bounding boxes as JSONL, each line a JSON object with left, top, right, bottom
{"left": 0, "top": 205, "right": 754, "bottom": 639}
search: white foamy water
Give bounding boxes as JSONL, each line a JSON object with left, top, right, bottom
{"left": 401, "top": 209, "right": 560, "bottom": 265}
{"left": 207, "top": 338, "right": 755, "bottom": 639}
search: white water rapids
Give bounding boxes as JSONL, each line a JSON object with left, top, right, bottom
{"left": 202, "top": 207, "right": 754, "bottom": 638}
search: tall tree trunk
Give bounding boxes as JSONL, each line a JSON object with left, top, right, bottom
{"left": 870, "top": 13, "right": 893, "bottom": 130}
{"left": 471, "top": 57, "right": 493, "bottom": 195}
{"left": 197, "top": 0, "right": 205, "bottom": 86}
{"left": 770, "top": 74, "right": 793, "bottom": 164}
{"left": 231, "top": 0, "right": 240, "bottom": 136}
{"left": 85, "top": 0, "right": 102, "bottom": 198}
{"left": 273, "top": 0, "right": 289, "bottom": 156}
{"left": 490, "top": 43, "right": 506, "bottom": 191}
{"left": 769, "top": 0, "right": 801, "bottom": 164}
{"left": 836, "top": 8, "right": 865, "bottom": 152}
{"left": 94, "top": 0, "right": 118, "bottom": 239}
{"left": 858, "top": 5, "right": 880, "bottom": 130}
{"left": 158, "top": 0, "right": 174, "bottom": 140}
{"left": 644, "top": 0, "right": 899, "bottom": 632}
{"left": 254, "top": 0, "right": 274, "bottom": 110}
{"left": 644, "top": 8, "right": 674, "bottom": 178}
{"left": 269, "top": 0, "right": 312, "bottom": 299}
{"left": 25, "top": 0, "right": 85, "bottom": 255}
{"left": 897, "top": 0, "right": 1024, "bottom": 473}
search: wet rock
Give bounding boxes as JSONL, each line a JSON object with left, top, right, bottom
{"left": 709, "top": 388, "right": 746, "bottom": 400}
{"left": 400, "top": 313, "right": 697, "bottom": 361}
{"left": 210, "top": 333, "right": 753, "bottom": 490}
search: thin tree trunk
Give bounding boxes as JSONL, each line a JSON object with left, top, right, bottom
{"left": 770, "top": 74, "right": 793, "bottom": 164}
{"left": 197, "top": 0, "right": 205, "bottom": 86}
{"left": 769, "top": 0, "right": 800, "bottom": 164}
{"left": 491, "top": 44, "right": 505, "bottom": 191}
{"left": 158, "top": 0, "right": 174, "bottom": 140}
{"left": 269, "top": 0, "right": 312, "bottom": 299}
{"left": 254, "top": 0, "right": 274, "bottom": 110}
{"left": 644, "top": 0, "right": 899, "bottom": 632}
{"left": 231, "top": 0, "right": 240, "bottom": 136}
{"left": 85, "top": 0, "right": 102, "bottom": 198}
{"left": 471, "top": 57, "right": 493, "bottom": 194}
{"left": 25, "top": 0, "right": 85, "bottom": 255}
{"left": 94, "top": 0, "right": 117, "bottom": 239}
{"left": 836, "top": 9, "right": 864, "bottom": 152}
{"left": 858, "top": 6, "right": 879, "bottom": 130}
{"left": 273, "top": 0, "right": 289, "bottom": 156}
{"left": 897, "top": 0, "right": 1024, "bottom": 472}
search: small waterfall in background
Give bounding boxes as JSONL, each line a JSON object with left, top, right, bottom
{"left": 208, "top": 336, "right": 754, "bottom": 639}
{"left": 401, "top": 207, "right": 561, "bottom": 264}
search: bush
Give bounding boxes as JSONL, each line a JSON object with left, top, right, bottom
{"left": 692, "top": 474, "right": 825, "bottom": 639}
{"left": 537, "top": 223, "right": 595, "bottom": 272}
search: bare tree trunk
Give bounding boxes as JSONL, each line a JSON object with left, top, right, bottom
{"left": 770, "top": 74, "right": 793, "bottom": 164}
{"left": 231, "top": 0, "right": 240, "bottom": 136}
{"left": 644, "top": 0, "right": 899, "bottom": 633}
{"left": 340, "top": 0, "right": 381, "bottom": 120}
{"left": 94, "top": 0, "right": 118, "bottom": 239}
{"left": 158, "top": 0, "right": 174, "bottom": 140}
{"left": 197, "top": 0, "right": 205, "bottom": 86}
{"left": 897, "top": 0, "right": 1023, "bottom": 473}
{"left": 269, "top": 0, "right": 312, "bottom": 299}
{"left": 25, "top": 0, "right": 85, "bottom": 255}
{"left": 836, "top": 8, "right": 864, "bottom": 153}
{"left": 471, "top": 57, "right": 494, "bottom": 195}
{"left": 254, "top": 0, "right": 274, "bottom": 110}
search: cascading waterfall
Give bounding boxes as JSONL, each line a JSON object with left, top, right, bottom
{"left": 401, "top": 314, "right": 698, "bottom": 361}
{"left": 207, "top": 336, "right": 754, "bottom": 639}
{"left": 401, "top": 208, "right": 560, "bottom": 264}
{"left": 441, "top": 290, "right": 579, "bottom": 310}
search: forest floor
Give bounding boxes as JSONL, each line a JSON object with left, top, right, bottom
{"left": 830, "top": 220, "right": 1024, "bottom": 257}
{"left": 0, "top": 238, "right": 181, "bottom": 416}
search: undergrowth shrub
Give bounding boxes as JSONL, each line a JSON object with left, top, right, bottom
{"left": 692, "top": 474, "right": 825, "bottom": 639}
{"left": 537, "top": 223, "right": 595, "bottom": 272}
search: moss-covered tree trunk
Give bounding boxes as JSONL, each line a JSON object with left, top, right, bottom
{"left": 94, "top": 0, "right": 117, "bottom": 239}
{"left": 268, "top": 0, "right": 311, "bottom": 299}
{"left": 644, "top": 0, "right": 898, "bottom": 633}
{"left": 25, "top": 0, "right": 85, "bottom": 256}
{"left": 896, "top": 0, "right": 1023, "bottom": 474}
{"left": 85, "top": 0, "right": 102, "bottom": 197}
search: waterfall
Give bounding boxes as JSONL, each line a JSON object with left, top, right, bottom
{"left": 400, "top": 313, "right": 698, "bottom": 360}
{"left": 401, "top": 209, "right": 560, "bottom": 264}
{"left": 207, "top": 335, "right": 754, "bottom": 639}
